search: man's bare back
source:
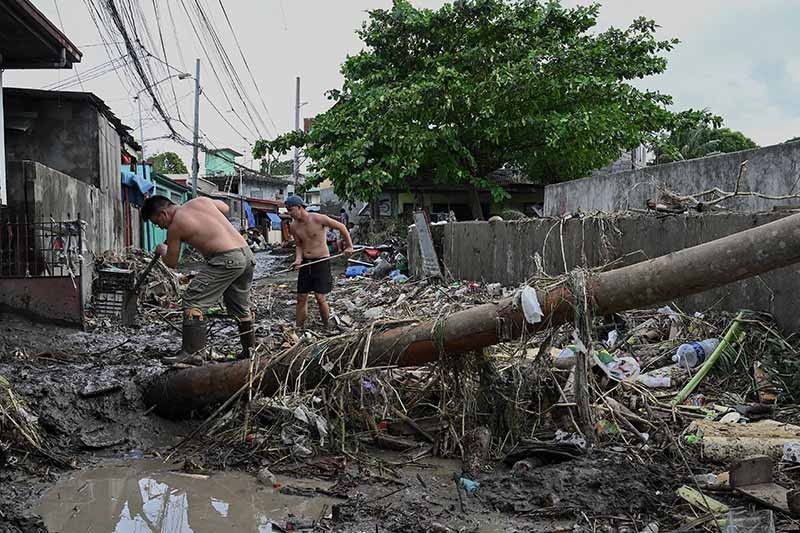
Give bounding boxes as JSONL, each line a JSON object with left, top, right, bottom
{"left": 168, "top": 197, "right": 247, "bottom": 257}
{"left": 290, "top": 212, "right": 336, "bottom": 259}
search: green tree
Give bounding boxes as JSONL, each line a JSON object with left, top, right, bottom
{"left": 259, "top": 157, "right": 294, "bottom": 175}
{"left": 651, "top": 109, "right": 758, "bottom": 165}
{"left": 254, "top": 0, "right": 678, "bottom": 218}
{"left": 150, "top": 151, "right": 188, "bottom": 174}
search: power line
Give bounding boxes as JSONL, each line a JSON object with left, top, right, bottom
{"left": 186, "top": 0, "right": 266, "bottom": 137}
{"left": 53, "top": 0, "right": 85, "bottom": 91}
{"left": 202, "top": 92, "right": 252, "bottom": 144}
{"left": 42, "top": 54, "right": 129, "bottom": 91}
{"left": 151, "top": 0, "right": 182, "bottom": 121}
{"left": 216, "top": 0, "right": 278, "bottom": 133}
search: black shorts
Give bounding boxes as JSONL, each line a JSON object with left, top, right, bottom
{"left": 297, "top": 257, "right": 333, "bottom": 294}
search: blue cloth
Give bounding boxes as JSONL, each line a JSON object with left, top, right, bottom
{"left": 243, "top": 201, "right": 256, "bottom": 229}
{"left": 346, "top": 265, "right": 369, "bottom": 278}
{"left": 266, "top": 212, "right": 282, "bottom": 230}
{"left": 120, "top": 170, "right": 155, "bottom": 206}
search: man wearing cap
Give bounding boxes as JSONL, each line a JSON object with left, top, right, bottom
{"left": 141, "top": 194, "right": 257, "bottom": 364}
{"left": 285, "top": 195, "right": 354, "bottom": 329}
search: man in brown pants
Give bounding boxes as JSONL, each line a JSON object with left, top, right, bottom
{"left": 141, "top": 195, "right": 257, "bottom": 363}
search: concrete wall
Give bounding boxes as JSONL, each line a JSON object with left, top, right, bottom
{"left": 544, "top": 142, "right": 800, "bottom": 216}
{"left": 242, "top": 178, "right": 285, "bottom": 201}
{"left": 7, "top": 161, "right": 127, "bottom": 253}
{"left": 409, "top": 213, "right": 800, "bottom": 332}
{"left": 4, "top": 93, "right": 116, "bottom": 189}
{"left": 0, "top": 276, "right": 83, "bottom": 326}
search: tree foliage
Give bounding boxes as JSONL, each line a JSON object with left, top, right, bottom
{"left": 651, "top": 109, "right": 758, "bottom": 165}
{"left": 259, "top": 157, "right": 294, "bottom": 176}
{"left": 150, "top": 151, "right": 188, "bottom": 174}
{"left": 254, "top": 0, "right": 678, "bottom": 205}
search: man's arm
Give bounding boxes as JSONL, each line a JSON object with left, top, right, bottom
{"left": 322, "top": 215, "right": 354, "bottom": 252}
{"left": 289, "top": 224, "right": 304, "bottom": 269}
{"left": 213, "top": 199, "right": 230, "bottom": 215}
{"left": 161, "top": 229, "right": 182, "bottom": 268}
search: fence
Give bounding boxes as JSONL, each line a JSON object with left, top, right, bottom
{"left": 0, "top": 212, "right": 84, "bottom": 278}
{"left": 0, "top": 211, "right": 85, "bottom": 325}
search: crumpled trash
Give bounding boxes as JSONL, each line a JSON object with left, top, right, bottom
{"left": 257, "top": 467, "right": 278, "bottom": 487}
{"left": 519, "top": 286, "right": 542, "bottom": 325}
{"left": 783, "top": 442, "right": 800, "bottom": 464}
{"left": 292, "top": 405, "right": 328, "bottom": 445}
{"left": 486, "top": 283, "right": 502, "bottom": 297}
{"left": 388, "top": 270, "right": 409, "bottom": 283}
{"left": 594, "top": 354, "right": 641, "bottom": 382}
{"left": 458, "top": 478, "right": 480, "bottom": 494}
{"left": 554, "top": 429, "right": 587, "bottom": 449}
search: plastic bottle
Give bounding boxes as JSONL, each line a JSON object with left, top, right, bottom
{"left": 672, "top": 339, "right": 720, "bottom": 369}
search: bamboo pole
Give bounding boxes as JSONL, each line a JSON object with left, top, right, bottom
{"left": 671, "top": 312, "right": 746, "bottom": 406}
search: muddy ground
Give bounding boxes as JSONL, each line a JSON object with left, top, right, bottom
{"left": 0, "top": 250, "right": 785, "bottom": 532}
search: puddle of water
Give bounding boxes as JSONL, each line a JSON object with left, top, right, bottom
{"left": 36, "top": 459, "right": 338, "bottom": 533}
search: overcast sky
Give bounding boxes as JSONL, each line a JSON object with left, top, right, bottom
{"left": 6, "top": 1, "right": 798, "bottom": 169}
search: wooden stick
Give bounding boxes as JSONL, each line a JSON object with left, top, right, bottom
{"left": 272, "top": 247, "right": 366, "bottom": 275}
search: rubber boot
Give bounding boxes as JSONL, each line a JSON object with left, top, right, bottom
{"left": 163, "top": 320, "right": 207, "bottom": 365}
{"left": 237, "top": 320, "right": 256, "bottom": 360}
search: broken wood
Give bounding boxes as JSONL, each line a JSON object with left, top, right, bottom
{"left": 146, "top": 211, "right": 800, "bottom": 418}
{"left": 729, "top": 455, "right": 800, "bottom": 516}
{"left": 676, "top": 485, "right": 729, "bottom": 515}
{"left": 690, "top": 419, "right": 800, "bottom": 463}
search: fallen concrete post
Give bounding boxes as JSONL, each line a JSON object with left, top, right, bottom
{"left": 146, "top": 212, "right": 800, "bottom": 418}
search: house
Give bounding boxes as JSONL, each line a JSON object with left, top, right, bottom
{"left": 0, "top": 0, "right": 83, "bottom": 206}
{"left": 3, "top": 87, "right": 141, "bottom": 253}
{"left": 377, "top": 169, "right": 543, "bottom": 222}
{"left": 203, "top": 146, "right": 289, "bottom": 202}
{"left": 204, "top": 147, "right": 241, "bottom": 178}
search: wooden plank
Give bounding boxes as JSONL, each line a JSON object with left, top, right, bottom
{"left": 413, "top": 211, "right": 442, "bottom": 278}
{"left": 729, "top": 455, "right": 774, "bottom": 487}
{"left": 676, "top": 485, "right": 729, "bottom": 515}
{"left": 736, "top": 483, "right": 790, "bottom": 514}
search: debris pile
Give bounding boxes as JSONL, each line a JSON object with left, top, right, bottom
{"left": 92, "top": 249, "right": 185, "bottom": 309}
{"left": 166, "top": 265, "right": 800, "bottom": 530}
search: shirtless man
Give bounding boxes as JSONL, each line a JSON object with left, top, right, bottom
{"left": 141, "top": 195, "right": 257, "bottom": 363}
{"left": 285, "top": 195, "right": 354, "bottom": 329}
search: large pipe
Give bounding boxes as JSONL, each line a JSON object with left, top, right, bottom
{"left": 146, "top": 213, "right": 800, "bottom": 418}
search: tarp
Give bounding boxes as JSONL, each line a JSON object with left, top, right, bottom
{"left": 243, "top": 201, "right": 256, "bottom": 229}
{"left": 121, "top": 170, "right": 155, "bottom": 206}
{"left": 266, "top": 212, "right": 282, "bottom": 230}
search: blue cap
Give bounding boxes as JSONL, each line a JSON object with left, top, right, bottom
{"left": 285, "top": 195, "right": 306, "bottom": 208}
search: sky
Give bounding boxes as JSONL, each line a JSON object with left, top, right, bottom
{"left": 6, "top": 1, "right": 799, "bottom": 170}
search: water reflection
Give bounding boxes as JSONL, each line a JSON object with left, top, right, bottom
{"left": 36, "top": 460, "right": 336, "bottom": 533}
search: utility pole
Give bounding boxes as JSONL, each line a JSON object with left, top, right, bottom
{"left": 190, "top": 58, "right": 201, "bottom": 198}
{"left": 293, "top": 76, "right": 300, "bottom": 192}
{"left": 137, "top": 96, "right": 145, "bottom": 162}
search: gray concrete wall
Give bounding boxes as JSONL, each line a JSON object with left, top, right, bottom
{"left": 544, "top": 142, "right": 800, "bottom": 216}
{"left": 409, "top": 213, "right": 800, "bottom": 331}
{"left": 7, "top": 161, "right": 127, "bottom": 253}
